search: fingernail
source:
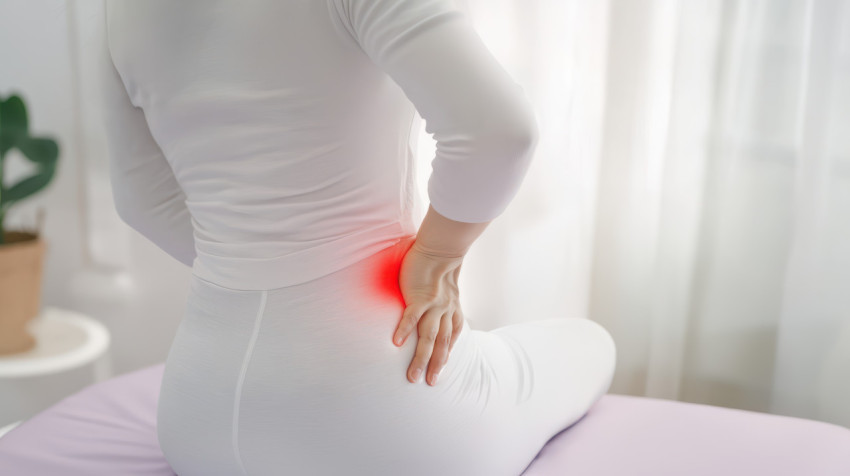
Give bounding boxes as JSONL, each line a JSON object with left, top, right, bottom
{"left": 411, "top": 368, "right": 422, "bottom": 382}
{"left": 432, "top": 369, "right": 443, "bottom": 386}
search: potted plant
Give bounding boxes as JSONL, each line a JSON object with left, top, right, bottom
{"left": 0, "top": 93, "right": 59, "bottom": 355}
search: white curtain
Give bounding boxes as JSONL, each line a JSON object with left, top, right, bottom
{"left": 424, "top": 0, "right": 850, "bottom": 427}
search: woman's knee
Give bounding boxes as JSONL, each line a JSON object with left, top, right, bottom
{"left": 581, "top": 318, "right": 617, "bottom": 395}
{"left": 588, "top": 319, "right": 616, "bottom": 364}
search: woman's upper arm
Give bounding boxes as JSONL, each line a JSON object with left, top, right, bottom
{"left": 97, "top": 3, "right": 197, "bottom": 267}
{"left": 336, "top": 0, "right": 539, "bottom": 223}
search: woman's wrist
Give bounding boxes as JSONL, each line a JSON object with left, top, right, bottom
{"left": 408, "top": 240, "right": 464, "bottom": 277}
{"left": 414, "top": 204, "right": 492, "bottom": 258}
{"left": 410, "top": 239, "right": 466, "bottom": 260}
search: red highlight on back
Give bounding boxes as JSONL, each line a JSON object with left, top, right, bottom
{"left": 369, "top": 236, "right": 416, "bottom": 308}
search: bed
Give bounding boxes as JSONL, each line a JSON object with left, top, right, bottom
{"left": 0, "top": 363, "right": 848, "bottom": 475}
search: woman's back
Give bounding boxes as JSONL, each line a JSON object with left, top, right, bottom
{"left": 106, "top": 0, "right": 420, "bottom": 290}
{"left": 100, "top": 1, "right": 616, "bottom": 475}
{"left": 105, "top": 0, "right": 537, "bottom": 292}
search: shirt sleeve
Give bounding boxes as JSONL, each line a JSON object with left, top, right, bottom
{"left": 336, "top": 0, "right": 539, "bottom": 223}
{"left": 98, "top": 4, "right": 196, "bottom": 267}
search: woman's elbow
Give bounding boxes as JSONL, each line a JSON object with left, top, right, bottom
{"left": 113, "top": 200, "right": 147, "bottom": 233}
{"left": 502, "top": 108, "right": 539, "bottom": 158}
{"left": 111, "top": 186, "right": 152, "bottom": 233}
{"left": 478, "top": 99, "right": 539, "bottom": 165}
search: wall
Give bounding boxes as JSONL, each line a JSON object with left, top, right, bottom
{"left": 1, "top": 1, "right": 191, "bottom": 420}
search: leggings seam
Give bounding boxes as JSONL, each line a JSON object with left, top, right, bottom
{"left": 233, "top": 289, "right": 269, "bottom": 476}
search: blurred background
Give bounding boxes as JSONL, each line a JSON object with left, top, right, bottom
{"left": 1, "top": 0, "right": 848, "bottom": 429}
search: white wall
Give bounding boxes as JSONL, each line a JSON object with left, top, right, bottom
{"left": 1, "top": 1, "right": 189, "bottom": 396}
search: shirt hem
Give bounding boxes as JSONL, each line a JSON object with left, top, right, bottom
{"left": 190, "top": 222, "right": 414, "bottom": 291}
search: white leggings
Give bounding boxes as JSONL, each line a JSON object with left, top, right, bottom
{"left": 156, "top": 239, "right": 617, "bottom": 476}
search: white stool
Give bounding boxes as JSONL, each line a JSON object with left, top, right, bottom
{"left": 0, "top": 306, "right": 112, "bottom": 429}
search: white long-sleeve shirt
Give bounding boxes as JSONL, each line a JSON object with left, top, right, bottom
{"left": 99, "top": 0, "right": 538, "bottom": 291}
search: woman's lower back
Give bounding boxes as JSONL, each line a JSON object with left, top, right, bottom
{"left": 156, "top": 239, "right": 616, "bottom": 476}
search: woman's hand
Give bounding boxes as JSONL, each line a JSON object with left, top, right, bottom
{"left": 393, "top": 239, "right": 465, "bottom": 386}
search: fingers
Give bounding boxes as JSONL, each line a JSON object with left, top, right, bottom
{"left": 393, "top": 302, "right": 426, "bottom": 347}
{"left": 448, "top": 309, "right": 463, "bottom": 353}
{"left": 407, "top": 308, "right": 442, "bottom": 383}
{"left": 426, "top": 312, "right": 453, "bottom": 386}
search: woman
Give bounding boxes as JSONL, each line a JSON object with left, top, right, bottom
{"left": 99, "top": 0, "right": 616, "bottom": 475}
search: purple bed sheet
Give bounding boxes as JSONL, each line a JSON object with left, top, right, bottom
{"left": 1, "top": 363, "right": 848, "bottom": 475}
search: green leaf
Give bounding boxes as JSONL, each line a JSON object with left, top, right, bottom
{"left": 3, "top": 168, "right": 57, "bottom": 204}
{"left": 0, "top": 95, "right": 29, "bottom": 157}
{"left": 3, "top": 136, "right": 58, "bottom": 205}
{"left": 0, "top": 94, "right": 61, "bottom": 215}
{"left": 18, "top": 137, "right": 59, "bottom": 165}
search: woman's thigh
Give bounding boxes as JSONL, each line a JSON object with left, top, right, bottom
{"left": 235, "top": 291, "right": 616, "bottom": 475}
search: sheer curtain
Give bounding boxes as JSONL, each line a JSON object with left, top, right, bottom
{"left": 426, "top": 0, "right": 850, "bottom": 427}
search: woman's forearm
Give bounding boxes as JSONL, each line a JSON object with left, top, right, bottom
{"left": 412, "top": 204, "right": 491, "bottom": 258}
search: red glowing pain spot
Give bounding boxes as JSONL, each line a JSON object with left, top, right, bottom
{"left": 370, "top": 237, "right": 415, "bottom": 307}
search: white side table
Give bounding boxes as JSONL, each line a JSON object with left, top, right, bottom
{"left": 0, "top": 306, "right": 112, "bottom": 430}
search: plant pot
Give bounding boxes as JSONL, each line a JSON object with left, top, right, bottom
{"left": 0, "top": 231, "right": 47, "bottom": 355}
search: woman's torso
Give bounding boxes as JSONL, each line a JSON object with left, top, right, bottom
{"left": 106, "top": 0, "right": 422, "bottom": 291}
